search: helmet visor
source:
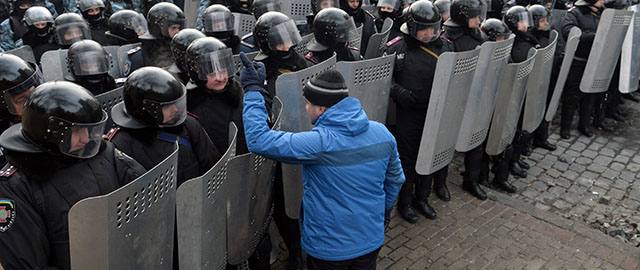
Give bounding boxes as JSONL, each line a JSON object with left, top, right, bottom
{"left": 511, "top": 11, "right": 534, "bottom": 30}
{"left": 335, "top": 16, "right": 358, "bottom": 43}
{"left": 376, "top": 0, "right": 399, "bottom": 9}
{"left": 56, "top": 22, "right": 91, "bottom": 45}
{"left": 3, "top": 66, "right": 43, "bottom": 115}
{"left": 534, "top": 12, "right": 551, "bottom": 30}
{"left": 143, "top": 94, "right": 187, "bottom": 127}
{"left": 195, "top": 48, "right": 236, "bottom": 80}
{"left": 204, "top": 11, "right": 234, "bottom": 32}
{"left": 78, "top": 0, "right": 105, "bottom": 12}
{"left": 411, "top": 21, "right": 441, "bottom": 43}
{"left": 125, "top": 15, "right": 148, "bottom": 35}
{"left": 57, "top": 110, "right": 108, "bottom": 158}
{"left": 72, "top": 51, "right": 110, "bottom": 76}
{"left": 252, "top": 2, "right": 281, "bottom": 18}
{"left": 267, "top": 19, "right": 302, "bottom": 50}
{"left": 24, "top": 8, "right": 53, "bottom": 25}
{"left": 163, "top": 17, "right": 186, "bottom": 37}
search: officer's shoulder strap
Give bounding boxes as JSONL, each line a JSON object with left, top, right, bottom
{"left": 386, "top": 36, "right": 402, "bottom": 47}
{"left": 104, "top": 127, "right": 120, "bottom": 141}
{"left": 348, "top": 46, "right": 360, "bottom": 51}
{"left": 364, "top": 10, "right": 375, "bottom": 20}
{"left": 0, "top": 163, "right": 17, "bottom": 179}
{"left": 187, "top": 111, "right": 199, "bottom": 119}
{"left": 240, "top": 40, "right": 255, "bottom": 49}
{"left": 304, "top": 52, "right": 318, "bottom": 64}
{"left": 440, "top": 36, "right": 453, "bottom": 44}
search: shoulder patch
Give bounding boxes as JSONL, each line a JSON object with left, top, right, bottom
{"left": 103, "top": 127, "right": 120, "bottom": 141}
{"left": 304, "top": 53, "right": 318, "bottom": 64}
{"left": 127, "top": 46, "right": 141, "bottom": 55}
{"left": 0, "top": 163, "right": 16, "bottom": 178}
{"left": 386, "top": 36, "right": 402, "bottom": 47}
{"left": 240, "top": 40, "right": 255, "bottom": 49}
{"left": 187, "top": 111, "right": 199, "bottom": 119}
{"left": 440, "top": 36, "right": 453, "bottom": 44}
{"left": 0, "top": 199, "right": 15, "bottom": 232}
{"left": 364, "top": 10, "right": 375, "bottom": 20}
{"left": 348, "top": 46, "right": 360, "bottom": 51}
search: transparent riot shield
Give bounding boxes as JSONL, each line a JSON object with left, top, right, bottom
{"left": 184, "top": 0, "right": 200, "bottom": 28}
{"left": 233, "top": 12, "right": 256, "bottom": 38}
{"left": 620, "top": 5, "right": 640, "bottom": 94}
{"left": 580, "top": 9, "right": 633, "bottom": 93}
{"left": 176, "top": 123, "right": 238, "bottom": 270}
{"left": 364, "top": 18, "right": 392, "bottom": 59}
{"left": 280, "top": 0, "right": 312, "bottom": 21}
{"left": 456, "top": 35, "right": 514, "bottom": 152}
{"left": 293, "top": 32, "right": 314, "bottom": 58}
{"left": 95, "top": 86, "right": 124, "bottom": 131}
{"left": 6, "top": 45, "right": 36, "bottom": 64}
{"left": 117, "top": 43, "right": 141, "bottom": 77}
{"left": 68, "top": 144, "right": 179, "bottom": 269}
{"left": 41, "top": 47, "right": 121, "bottom": 82}
{"left": 275, "top": 54, "right": 336, "bottom": 219}
{"left": 546, "top": 27, "right": 581, "bottom": 121}
{"left": 415, "top": 47, "right": 481, "bottom": 175}
{"left": 522, "top": 30, "right": 558, "bottom": 132}
{"left": 232, "top": 51, "right": 259, "bottom": 76}
{"left": 226, "top": 98, "right": 283, "bottom": 265}
{"left": 335, "top": 53, "right": 395, "bottom": 123}
{"left": 486, "top": 51, "right": 537, "bottom": 155}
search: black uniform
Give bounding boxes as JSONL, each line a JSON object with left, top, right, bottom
{"left": 387, "top": 35, "right": 454, "bottom": 215}
{"left": 305, "top": 46, "right": 361, "bottom": 63}
{"left": 0, "top": 141, "right": 145, "bottom": 270}
{"left": 560, "top": 5, "right": 601, "bottom": 138}
{"left": 89, "top": 19, "right": 115, "bottom": 45}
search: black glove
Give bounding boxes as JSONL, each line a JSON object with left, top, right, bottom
{"left": 239, "top": 52, "right": 267, "bottom": 93}
{"left": 384, "top": 208, "right": 392, "bottom": 232}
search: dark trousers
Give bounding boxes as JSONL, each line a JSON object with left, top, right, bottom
{"left": 491, "top": 145, "right": 512, "bottom": 184}
{"left": 272, "top": 163, "right": 302, "bottom": 260}
{"left": 561, "top": 60, "right": 598, "bottom": 131}
{"left": 463, "top": 145, "right": 485, "bottom": 184}
{"left": 397, "top": 162, "right": 448, "bottom": 207}
{"left": 307, "top": 247, "right": 381, "bottom": 270}
{"left": 594, "top": 60, "right": 621, "bottom": 125}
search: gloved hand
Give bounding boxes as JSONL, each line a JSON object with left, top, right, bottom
{"left": 239, "top": 52, "right": 267, "bottom": 93}
{"left": 384, "top": 208, "right": 392, "bottom": 232}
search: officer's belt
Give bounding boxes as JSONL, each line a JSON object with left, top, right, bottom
{"left": 157, "top": 132, "right": 192, "bottom": 149}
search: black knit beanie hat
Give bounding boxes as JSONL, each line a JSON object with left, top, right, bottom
{"left": 303, "top": 69, "right": 349, "bottom": 107}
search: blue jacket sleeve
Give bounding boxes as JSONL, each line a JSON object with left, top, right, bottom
{"left": 0, "top": 19, "right": 16, "bottom": 52}
{"left": 243, "top": 91, "right": 323, "bottom": 165}
{"left": 384, "top": 142, "right": 405, "bottom": 209}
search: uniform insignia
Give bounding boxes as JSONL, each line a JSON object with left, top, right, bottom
{"left": 440, "top": 36, "right": 453, "bottom": 44}
{"left": 187, "top": 111, "right": 199, "bottom": 119}
{"left": 304, "top": 53, "right": 318, "bottom": 64}
{"left": 397, "top": 53, "right": 404, "bottom": 60}
{"left": 127, "top": 47, "right": 141, "bottom": 55}
{"left": 0, "top": 163, "right": 16, "bottom": 178}
{"left": 104, "top": 127, "right": 120, "bottom": 141}
{"left": 240, "top": 40, "right": 255, "bottom": 49}
{"left": 386, "top": 36, "right": 402, "bottom": 47}
{"left": 364, "top": 10, "right": 375, "bottom": 20}
{"left": 0, "top": 199, "right": 15, "bottom": 232}
{"left": 123, "top": 60, "right": 131, "bottom": 76}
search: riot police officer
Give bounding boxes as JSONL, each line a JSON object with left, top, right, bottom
{"left": 304, "top": 0, "right": 340, "bottom": 34}
{"left": 20, "top": 6, "right": 57, "bottom": 62}
{"left": 0, "top": 81, "right": 146, "bottom": 270}
{"left": 559, "top": 0, "right": 604, "bottom": 139}
{"left": 251, "top": 11, "right": 310, "bottom": 269}
{"left": 442, "top": 0, "right": 489, "bottom": 200}
{"left": 78, "top": 0, "right": 114, "bottom": 45}
{"left": 374, "top": 0, "right": 402, "bottom": 40}
{"left": 387, "top": 0, "right": 454, "bottom": 222}
{"left": 108, "top": 66, "right": 220, "bottom": 185}
{"left": 201, "top": 4, "right": 252, "bottom": 53}
{"left": 340, "top": 0, "right": 375, "bottom": 55}
{"left": 105, "top": 9, "right": 148, "bottom": 45}
{"left": 306, "top": 7, "right": 361, "bottom": 63}
{"left": 480, "top": 18, "right": 510, "bottom": 41}
{"left": 169, "top": 28, "right": 205, "bottom": 84}
{"left": 0, "top": 0, "right": 56, "bottom": 51}
{"left": 0, "top": 54, "right": 44, "bottom": 124}
{"left": 236, "top": 0, "right": 281, "bottom": 52}
{"left": 123, "top": 2, "right": 185, "bottom": 76}
{"left": 434, "top": 0, "right": 451, "bottom": 22}
{"left": 64, "top": 40, "right": 117, "bottom": 95}
{"left": 228, "top": 0, "right": 251, "bottom": 13}
{"left": 53, "top": 12, "right": 92, "bottom": 49}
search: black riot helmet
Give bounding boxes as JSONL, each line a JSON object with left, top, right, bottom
{"left": 376, "top": 0, "right": 402, "bottom": 20}
{"left": 434, "top": 0, "right": 451, "bottom": 21}
{"left": 2, "top": 81, "right": 107, "bottom": 158}
{"left": 527, "top": 4, "right": 550, "bottom": 30}
{"left": 66, "top": 40, "right": 111, "bottom": 79}
{"left": 401, "top": 0, "right": 442, "bottom": 43}
{"left": 22, "top": 6, "right": 53, "bottom": 36}
{"left": 0, "top": 54, "right": 44, "bottom": 119}
{"left": 171, "top": 28, "right": 205, "bottom": 72}
{"left": 308, "top": 8, "right": 357, "bottom": 51}
{"left": 312, "top": 0, "right": 340, "bottom": 14}
{"left": 78, "top": 0, "right": 106, "bottom": 24}
{"left": 140, "top": 2, "right": 186, "bottom": 40}
{"left": 185, "top": 37, "right": 235, "bottom": 86}
{"left": 106, "top": 10, "right": 149, "bottom": 44}
{"left": 202, "top": 4, "right": 234, "bottom": 36}
{"left": 10, "top": 0, "right": 38, "bottom": 18}
{"left": 253, "top": 11, "right": 302, "bottom": 58}
{"left": 112, "top": 67, "right": 187, "bottom": 128}
{"left": 251, "top": 0, "right": 281, "bottom": 19}
{"left": 53, "top": 13, "right": 91, "bottom": 47}
{"left": 449, "top": 0, "right": 486, "bottom": 26}
{"left": 503, "top": 5, "right": 532, "bottom": 32}
{"left": 480, "top": 18, "right": 510, "bottom": 41}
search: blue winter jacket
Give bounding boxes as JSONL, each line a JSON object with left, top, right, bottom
{"left": 243, "top": 91, "right": 405, "bottom": 261}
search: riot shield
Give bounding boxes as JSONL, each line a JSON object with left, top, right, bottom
{"left": 232, "top": 51, "right": 259, "bottom": 76}
{"left": 522, "top": 30, "right": 558, "bottom": 132}
{"left": 176, "top": 123, "right": 238, "bottom": 270}
{"left": 275, "top": 54, "right": 336, "bottom": 219}
{"left": 620, "top": 5, "right": 640, "bottom": 94}
{"left": 41, "top": 47, "right": 122, "bottom": 82}
{"left": 68, "top": 144, "right": 179, "bottom": 269}
{"left": 580, "top": 9, "right": 633, "bottom": 93}
{"left": 95, "top": 86, "right": 124, "bottom": 131}
{"left": 415, "top": 47, "right": 481, "bottom": 175}
{"left": 117, "top": 43, "right": 141, "bottom": 77}
{"left": 486, "top": 51, "right": 537, "bottom": 155}
{"left": 226, "top": 98, "right": 282, "bottom": 265}
{"left": 335, "top": 54, "right": 394, "bottom": 123}
{"left": 293, "top": 32, "right": 314, "bottom": 58}
{"left": 546, "top": 27, "right": 581, "bottom": 121}
{"left": 5, "top": 45, "right": 35, "bottom": 64}
{"left": 456, "top": 35, "right": 514, "bottom": 152}
{"left": 280, "top": 0, "right": 312, "bottom": 21}
{"left": 184, "top": 0, "right": 200, "bottom": 28}
{"left": 233, "top": 12, "right": 256, "bottom": 38}
{"left": 364, "top": 18, "right": 392, "bottom": 59}
{"left": 349, "top": 25, "right": 364, "bottom": 51}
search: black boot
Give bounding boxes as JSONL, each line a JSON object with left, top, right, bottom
{"left": 509, "top": 162, "right": 527, "bottom": 178}
{"left": 521, "top": 144, "right": 532, "bottom": 156}
{"left": 577, "top": 125, "right": 593, "bottom": 137}
{"left": 516, "top": 159, "right": 530, "bottom": 170}
{"left": 478, "top": 175, "right": 490, "bottom": 187}
{"left": 413, "top": 200, "right": 437, "bottom": 219}
{"left": 397, "top": 205, "right": 418, "bottom": 223}
{"left": 462, "top": 181, "right": 487, "bottom": 200}
{"left": 433, "top": 171, "right": 450, "bottom": 201}
{"left": 594, "top": 122, "right": 615, "bottom": 132}
{"left": 492, "top": 179, "right": 517, "bottom": 193}
{"left": 434, "top": 185, "right": 450, "bottom": 201}
{"left": 534, "top": 140, "right": 557, "bottom": 151}
{"left": 287, "top": 243, "right": 303, "bottom": 270}
{"left": 560, "top": 129, "right": 570, "bottom": 139}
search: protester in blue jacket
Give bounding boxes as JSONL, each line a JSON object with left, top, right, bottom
{"left": 239, "top": 52, "right": 405, "bottom": 269}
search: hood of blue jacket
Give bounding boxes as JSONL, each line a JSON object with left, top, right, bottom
{"left": 314, "top": 97, "right": 369, "bottom": 136}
